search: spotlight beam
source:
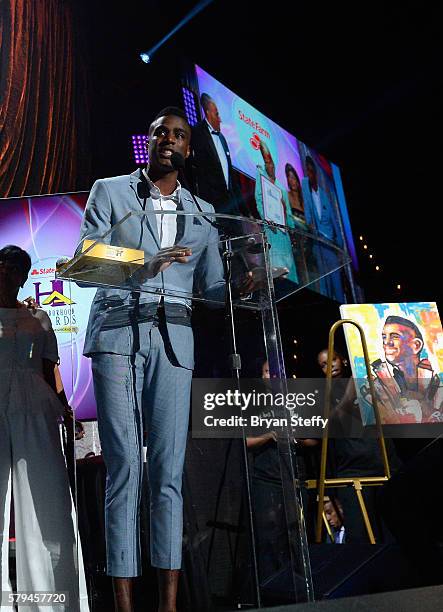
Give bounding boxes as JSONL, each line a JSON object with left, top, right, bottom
{"left": 140, "top": 0, "right": 214, "bottom": 63}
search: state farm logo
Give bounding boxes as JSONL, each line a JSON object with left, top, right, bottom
{"left": 20, "top": 257, "right": 82, "bottom": 343}
{"left": 250, "top": 132, "right": 261, "bottom": 150}
{"left": 31, "top": 267, "right": 56, "bottom": 276}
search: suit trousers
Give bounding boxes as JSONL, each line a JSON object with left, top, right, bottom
{"left": 91, "top": 320, "right": 193, "bottom": 576}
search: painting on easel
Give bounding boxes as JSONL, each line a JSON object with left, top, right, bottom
{"left": 339, "top": 302, "right": 443, "bottom": 425}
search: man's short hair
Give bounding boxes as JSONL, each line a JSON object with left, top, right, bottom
{"left": 200, "top": 93, "right": 214, "bottom": 113}
{"left": 0, "top": 244, "right": 32, "bottom": 280}
{"left": 305, "top": 155, "right": 316, "bottom": 172}
{"left": 384, "top": 315, "right": 423, "bottom": 343}
{"left": 151, "top": 106, "right": 189, "bottom": 126}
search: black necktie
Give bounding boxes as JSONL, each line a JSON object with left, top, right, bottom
{"left": 392, "top": 367, "right": 408, "bottom": 393}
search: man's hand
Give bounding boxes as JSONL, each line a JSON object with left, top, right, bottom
{"left": 132, "top": 245, "right": 192, "bottom": 282}
{"left": 238, "top": 267, "right": 268, "bottom": 295}
{"left": 63, "top": 407, "right": 85, "bottom": 440}
{"left": 397, "top": 398, "right": 423, "bottom": 423}
{"left": 246, "top": 430, "right": 278, "bottom": 449}
{"left": 271, "top": 266, "right": 289, "bottom": 280}
{"left": 22, "top": 296, "right": 37, "bottom": 310}
{"left": 238, "top": 265, "right": 290, "bottom": 295}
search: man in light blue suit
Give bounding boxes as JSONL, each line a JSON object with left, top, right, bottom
{"left": 301, "top": 155, "right": 344, "bottom": 300}
{"left": 78, "top": 107, "right": 226, "bottom": 612}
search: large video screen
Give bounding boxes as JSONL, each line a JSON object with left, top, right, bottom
{"left": 0, "top": 193, "right": 97, "bottom": 419}
{"left": 186, "top": 64, "right": 357, "bottom": 302}
{"left": 196, "top": 65, "right": 304, "bottom": 188}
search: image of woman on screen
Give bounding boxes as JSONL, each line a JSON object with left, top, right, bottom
{"left": 254, "top": 141, "right": 298, "bottom": 284}
{"left": 284, "top": 161, "right": 314, "bottom": 284}
{"left": 285, "top": 162, "right": 305, "bottom": 220}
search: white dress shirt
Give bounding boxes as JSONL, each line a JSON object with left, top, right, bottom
{"left": 205, "top": 119, "right": 229, "bottom": 188}
{"left": 335, "top": 526, "right": 345, "bottom": 544}
{"left": 142, "top": 169, "right": 189, "bottom": 307}
{"left": 311, "top": 187, "right": 322, "bottom": 221}
{"left": 143, "top": 168, "right": 180, "bottom": 247}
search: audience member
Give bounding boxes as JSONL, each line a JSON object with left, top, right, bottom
{"left": 0, "top": 245, "right": 89, "bottom": 611}
{"left": 324, "top": 497, "right": 346, "bottom": 543}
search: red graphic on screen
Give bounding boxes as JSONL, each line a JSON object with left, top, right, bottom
{"left": 250, "top": 133, "right": 261, "bottom": 150}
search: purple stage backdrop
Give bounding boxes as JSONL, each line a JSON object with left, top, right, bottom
{"left": 0, "top": 192, "right": 97, "bottom": 419}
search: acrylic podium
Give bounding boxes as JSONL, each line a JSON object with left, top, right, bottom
{"left": 57, "top": 210, "right": 350, "bottom": 609}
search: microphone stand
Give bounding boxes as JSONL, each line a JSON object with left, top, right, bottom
{"left": 173, "top": 157, "right": 262, "bottom": 606}
{"left": 175, "top": 163, "right": 261, "bottom": 607}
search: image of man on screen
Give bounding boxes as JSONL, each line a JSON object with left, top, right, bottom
{"left": 301, "top": 155, "right": 342, "bottom": 246}
{"left": 301, "top": 154, "right": 344, "bottom": 300}
{"left": 189, "top": 93, "right": 245, "bottom": 217}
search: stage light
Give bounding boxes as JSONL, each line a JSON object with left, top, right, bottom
{"left": 131, "top": 135, "right": 149, "bottom": 165}
{"left": 293, "top": 354, "right": 297, "bottom": 359}
{"left": 397, "top": 284, "right": 401, "bottom": 290}
{"left": 293, "top": 339, "right": 297, "bottom": 344}
{"left": 292, "top": 374, "right": 297, "bottom": 379}
{"left": 375, "top": 265, "right": 380, "bottom": 271}
{"left": 369, "top": 254, "right": 373, "bottom": 259}
{"left": 359, "top": 235, "right": 363, "bottom": 240}
{"left": 363, "top": 244, "right": 368, "bottom": 250}
{"left": 139, "top": 0, "right": 214, "bottom": 65}
{"left": 182, "top": 86, "right": 199, "bottom": 126}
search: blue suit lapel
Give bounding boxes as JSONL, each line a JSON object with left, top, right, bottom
{"left": 129, "top": 169, "right": 160, "bottom": 248}
{"left": 179, "top": 189, "right": 197, "bottom": 246}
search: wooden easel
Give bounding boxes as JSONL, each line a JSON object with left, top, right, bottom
{"left": 308, "top": 319, "right": 391, "bottom": 544}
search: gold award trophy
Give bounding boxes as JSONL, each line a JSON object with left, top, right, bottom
{"left": 56, "top": 240, "right": 145, "bottom": 285}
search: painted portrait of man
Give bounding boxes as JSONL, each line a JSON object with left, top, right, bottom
{"left": 367, "top": 315, "right": 443, "bottom": 423}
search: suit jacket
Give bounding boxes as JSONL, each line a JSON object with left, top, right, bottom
{"left": 190, "top": 120, "right": 244, "bottom": 215}
{"left": 301, "top": 177, "right": 343, "bottom": 247}
{"left": 77, "top": 169, "right": 225, "bottom": 368}
{"left": 326, "top": 527, "right": 346, "bottom": 544}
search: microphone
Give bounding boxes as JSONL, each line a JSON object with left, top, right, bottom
{"left": 170, "top": 151, "right": 186, "bottom": 172}
{"left": 245, "top": 237, "right": 268, "bottom": 254}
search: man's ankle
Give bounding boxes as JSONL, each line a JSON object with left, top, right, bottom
{"left": 113, "top": 576, "right": 133, "bottom": 612}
